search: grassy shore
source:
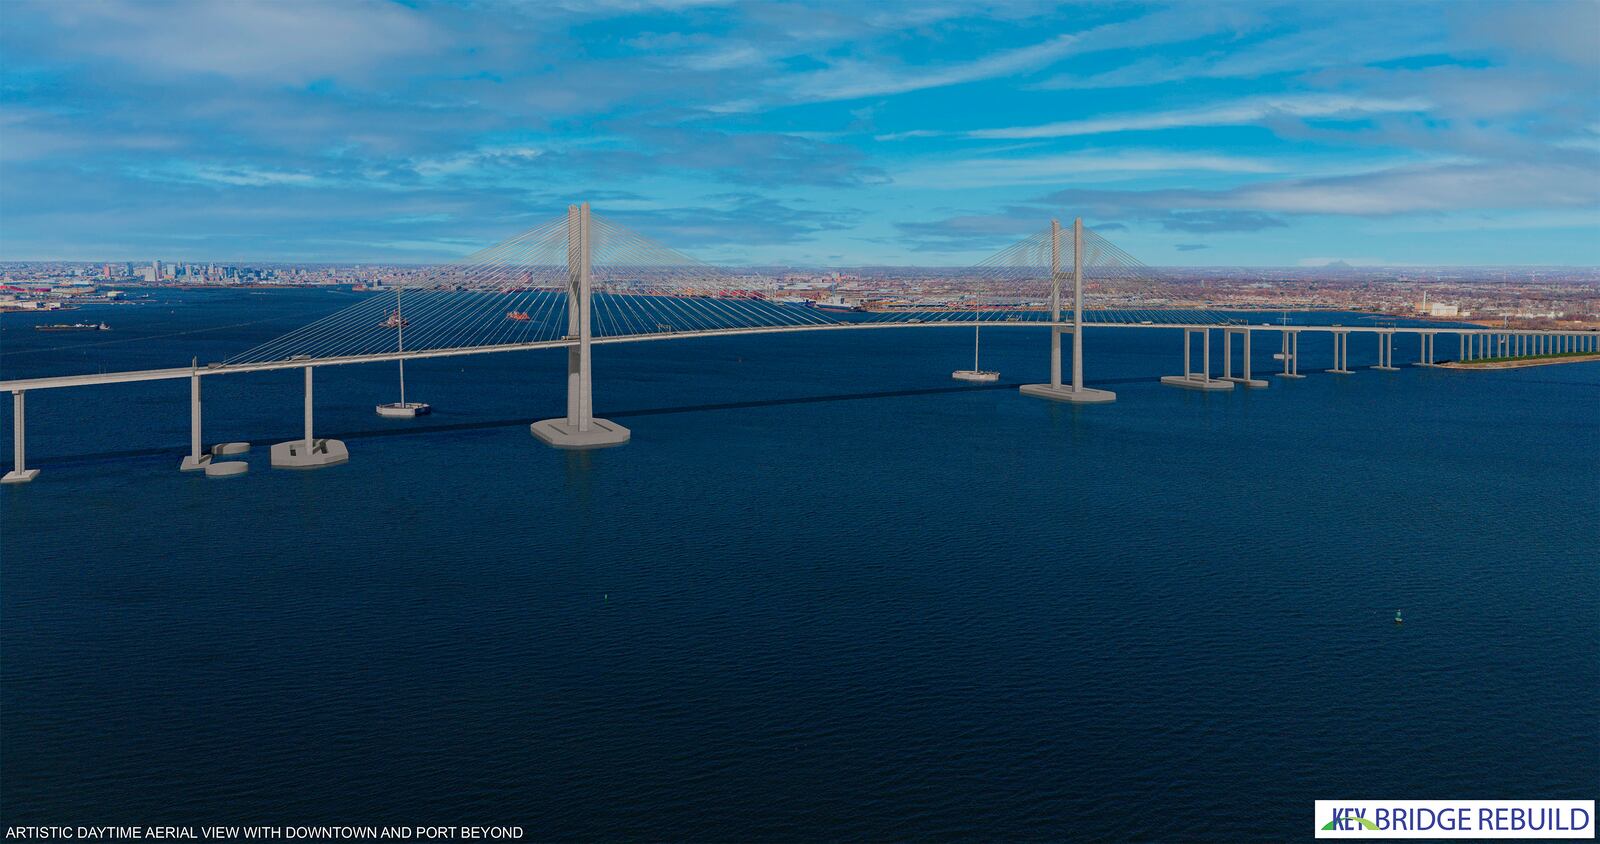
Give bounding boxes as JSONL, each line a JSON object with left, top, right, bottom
{"left": 1439, "top": 351, "right": 1600, "bottom": 370}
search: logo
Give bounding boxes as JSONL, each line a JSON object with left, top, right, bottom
{"left": 1314, "top": 800, "right": 1595, "bottom": 839}
{"left": 1322, "top": 814, "right": 1379, "bottom": 832}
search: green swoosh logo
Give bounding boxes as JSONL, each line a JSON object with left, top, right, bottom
{"left": 1322, "top": 817, "right": 1381, "bottom": 831}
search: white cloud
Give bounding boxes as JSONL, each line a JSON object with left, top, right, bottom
{"left": 36, "top": 0, "right": 435, "bottom": 85}
{"left": 965, "top": 95, "right": 1433, "bottom": 139}
{"left": 894, "top": 150, "right": 1281, "bottom": 188}
{"left": 776, "top": 33, "right": 1083, "bottom": 104}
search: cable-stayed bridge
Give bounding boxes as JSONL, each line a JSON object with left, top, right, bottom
{"left": 2, "top": 202, "right": 1595, "bottom": 481}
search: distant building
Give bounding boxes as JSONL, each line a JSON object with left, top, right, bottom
{"left": 1428, "top": 303, "right": 1460, "bottom": 317}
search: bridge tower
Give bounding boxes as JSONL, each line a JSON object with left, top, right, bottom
{"left": 1020, "top": 217, "right": 1116, "bottom": 404}
{"left": 531, "top": 202, "right": 631, "bottom": 449}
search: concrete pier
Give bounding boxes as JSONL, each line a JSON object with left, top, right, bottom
{"left": 1020, "top": 217, "right": 1116, "bottom": 404}
{"left": 1163, "top": 328, "right": 1234, "bottom": 390}
{"left": 1275, "top": 330, "right": 1305, "bottom": 378}
{"left": 1373, "top": 331, "right": 1399, "bottom": 371}
{"left": 179, "top": 361, "right": 212, "bottom": 472}
{"left": 1329, "top": 331, "right": 1354, "bottom": 374}
{"left": 271, "top": 366, "right": 348, "bottom": 468}
{"left": 3, "top": 391, "right": 39, "bottom": 484}
{"left": 1219, "top": 327, "right": 1268, "bottom": 387}
{"left": 533, "top": 203, "right": 631, "bottom": 447}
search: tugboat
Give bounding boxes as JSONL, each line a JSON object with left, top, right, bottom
{"left": 952, "top": 324, "right": 1000, "bottom": 382}
{"left": 375, "top": 288, "right": 430, "bottom": 418}
{"left": 34, "top": 322, "right": 110, "bottom": 332}
{"left": 506, "top": 310, "right": 531, "bottom": 321}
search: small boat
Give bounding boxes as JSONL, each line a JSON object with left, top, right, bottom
{"left": 376, "top": 401, "right": 431, "bottom": 418}
{"left": 376, "top": 288, "right": 430, "bottom": 418}
{"left": 380, "top": 310, "right": 408, "bottom": 329}
{"left": 34, "top": 322, "right": 110, "bottom": 332}
{"left": 506, "top": 310, "right": 531, "bottom": 321}
{"left": 952, "top": 324, "right": 1000, "bottom": 382}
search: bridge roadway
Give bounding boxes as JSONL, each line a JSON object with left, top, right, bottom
{"left": 3, "top": 319, "right": 1594, "bottom": 394}
{"left": 4, "top": 318, "right": 1596, "bottom": 481}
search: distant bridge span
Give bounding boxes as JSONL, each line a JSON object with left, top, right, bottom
{"left": 3, "top": 202, "right": 1596, "bottom": 482}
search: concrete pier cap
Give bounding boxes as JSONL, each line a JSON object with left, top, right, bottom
{"left": 530, "top": 418, "right": 630, "bottom": 449}
{"left": 271, "top": 438, "right": 348, "bottom": 469}
{"left": 1018, "top": 384, "right": 1117, "bottom": 403}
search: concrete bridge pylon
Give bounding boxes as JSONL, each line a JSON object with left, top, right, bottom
{"left": 531, "top": 201, "right": 631, "bottom": 449}
{"left": 1019, "top": 217, "right": 1116, "bottom": 405}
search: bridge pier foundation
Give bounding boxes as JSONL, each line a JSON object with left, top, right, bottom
{"left": 271, "top": 365, "right": 348, "bottom": 469}
{"left": 1329, "top": 330, "right": 1353, "bottom": 374}
{"left": 1374, "top": 331, "right": 1399, "bottom": 371}
{"left": 1275, "top": 330, "right": 1304, "bottom": 378}
{"left": 1414, "top": 332, "right": 1437, "bottom": 366}
{"left": 1219, "top": 327, "right": 1268, "bottom": 387}
{"left": 534, "top": 202, "right": 631, "bottom": 447}
{"left": 1021, "top": 217, "right": 1115, "bottom": 404}
{"left": 3, "top": 391, "right": 39, "bottom": 484}
{"left": 179, "top": 361, "right": 212, "bottom": 472}
{"left": 1163, "top": 328, "right": 1233, "bottom": 390}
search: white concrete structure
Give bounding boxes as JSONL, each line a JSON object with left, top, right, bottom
{"left": 270, "top": 366, "right": 348, "bottom": 468}
{"left": 1162, "top": 328, "right": 1234, "bottom": 390}
{"left": 531, "top": 202, "right": 631, "bottom": 449}
{"left": 1019, "top": 217, "right": 1116, "bottom": 404}
{"left": 2, "top": 392, "right": 39, "bottom": 483}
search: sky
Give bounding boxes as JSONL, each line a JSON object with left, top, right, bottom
{"left": 1, "top": 0, "right": 1597, "bottom": 267}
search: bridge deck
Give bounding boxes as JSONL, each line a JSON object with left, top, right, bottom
{"left": 0, "top": 320, "right": 1584, "bottom": 393}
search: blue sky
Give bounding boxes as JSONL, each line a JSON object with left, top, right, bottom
{"left": 2, "top": 0, "right": 1597, "bottom": 266}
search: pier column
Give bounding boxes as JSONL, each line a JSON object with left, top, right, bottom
{"left": 3, "top": 391, "right": 39, "bottom": 484}
{"left": 532, "top": 201, "right": 631, "bottom": 447}
{"left": 1050, "top": 219, "right": 1062, "bottom": 388}
{"left": 270, "top": 363, "right": 348, "bottom": 469}
{"left": 179, "top": 359, "right": 210, "bottom": 472}
{"left": 1021, "top": 216, "right": 1115, "bottom": 403}
{"left": 303, "top": 365, "right": 313, "bottom": 446}
{"left": 1223, "top": 329, "right": 1233, "bottom": 379}
{"left": 1292, "top": 332, "right": 1300, "bottom": 375}
{"left": 1243, "top": 330, "right": 1253, "bottom": 380}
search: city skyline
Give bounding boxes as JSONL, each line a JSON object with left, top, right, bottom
{"left": 2, "top": 0, "right": 1598, "bottom": 266}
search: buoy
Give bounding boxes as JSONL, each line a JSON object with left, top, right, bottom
{"left": 1395, "top": 610, "right": 1403, "bottom": 624}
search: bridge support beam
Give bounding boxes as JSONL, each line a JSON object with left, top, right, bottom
{"left": 1373, "top": 331, "right": 1399, "bottom": 371}
{"left": 1276, "top": 330, "right": 1304, "bottom": 378}
{"left": 1162, "top": 328, "right": 1233, "bottom": 390}
{"left": 533, "top": 201, "right": 631, "bottom": 447}
{"left": 1329, "top": 331, "right": 1353, "bottom": 374}
{"left": 1219, "top": 327, "right": 1268, "bottom": 387}
{"left": 1021, "top": 216, "right": 1115, "bottom": 404}
{"left": 179, "top": 360, "right": 212, "bottom": 472}
{"left": 1414, "top": 332, "right": 1437, "bottom": 366}
{"left": 271, "top": 365, "right": 348, "bottom": 469}
{"left": 3, "top": 391, "right": 39, "bottom": 484}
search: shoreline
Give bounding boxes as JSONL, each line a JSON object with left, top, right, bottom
{"left": 1437, "top": 353, "right": 1600, "bottom": 370}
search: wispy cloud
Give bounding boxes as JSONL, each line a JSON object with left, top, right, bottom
{"left": 892, "top": 150, "right": 1281, "bottom": 189}
{"left": 963, "top": 95, "right": 1434, "bottom": 140}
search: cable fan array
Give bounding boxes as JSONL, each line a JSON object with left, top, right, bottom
{"left": 857, "top": 224, "right": 1239, "bottom": 325}
{"left": 225, "top": 212, "right": 840, "bottom": 365}
{"left": 224, "top": 212, "right": 1241, "bottom": 367}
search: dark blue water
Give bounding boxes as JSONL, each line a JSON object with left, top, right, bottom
{"left": 3, "top": 291, "right": 1597, "bottom": 839}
